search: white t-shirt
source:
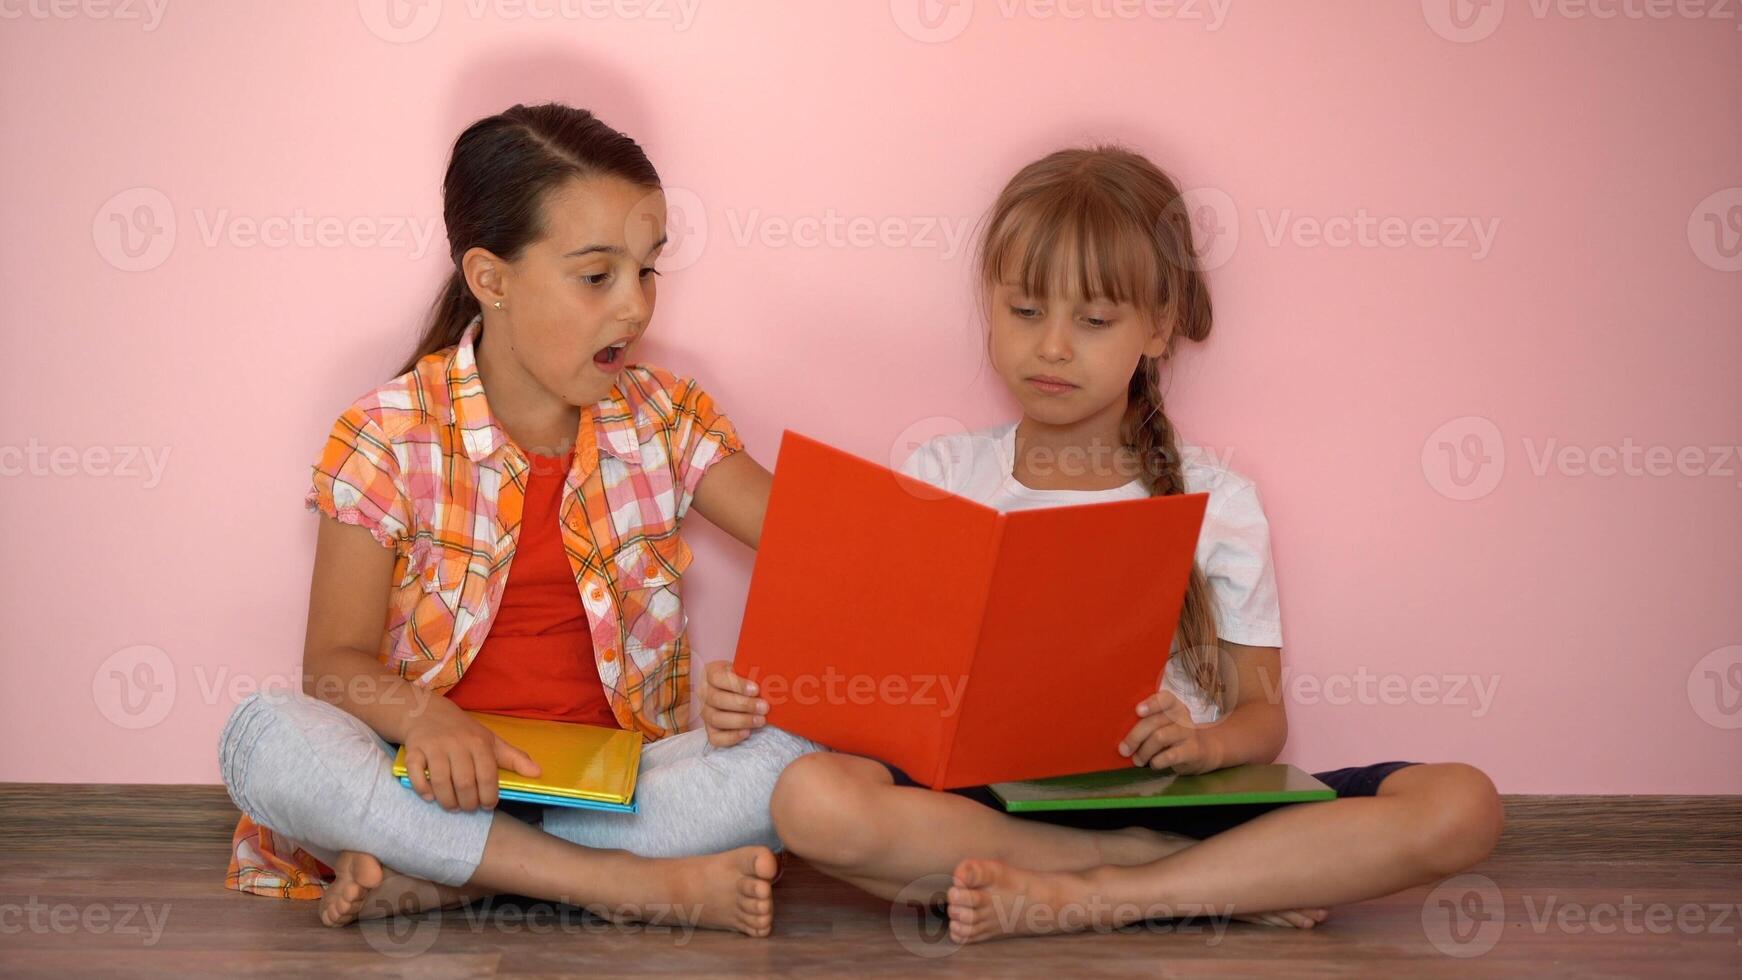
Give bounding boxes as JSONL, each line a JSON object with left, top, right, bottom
{"left": 898, "top": 422, "right": 1284, "bottom": 724}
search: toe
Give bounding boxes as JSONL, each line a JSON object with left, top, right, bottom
{"left": 750, "top": 847, "right": 778, "bottom": 881}
{"left": 952, "top": 858, "right": 990, "bottom": 890}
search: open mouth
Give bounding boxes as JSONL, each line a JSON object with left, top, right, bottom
{"left": 593, "top": 339, "right": 630, "bottom": 367}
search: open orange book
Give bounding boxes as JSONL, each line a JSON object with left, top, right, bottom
{"left": 732, "top": 431, "right": 1208, "bottom": 790}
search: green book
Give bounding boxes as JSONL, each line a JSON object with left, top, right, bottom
{"left": 988, "top": 763, "right": 1335, "bottom": 813}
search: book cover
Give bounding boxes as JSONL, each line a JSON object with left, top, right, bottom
{"left": 733, "top": 431, "right": 1207, "bottom": 789}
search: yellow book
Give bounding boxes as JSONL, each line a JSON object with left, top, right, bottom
{"left": 392, "top": 711, "right": 643, "bottom": 813}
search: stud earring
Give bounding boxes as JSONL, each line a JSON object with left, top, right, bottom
{"left": 493, "top": 300, "right": 503, "bottom": 310}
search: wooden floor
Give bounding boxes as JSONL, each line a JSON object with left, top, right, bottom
{"left": 2, "top": 786, "right": 1739, "bottom": 978}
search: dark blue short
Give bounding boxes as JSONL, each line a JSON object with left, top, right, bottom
{"left": 886, "top": 761, "right": 1419, "bottom": 840}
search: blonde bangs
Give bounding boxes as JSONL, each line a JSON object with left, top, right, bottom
{"left": 978, "top": 169, "right": 1167, "bottom": 316}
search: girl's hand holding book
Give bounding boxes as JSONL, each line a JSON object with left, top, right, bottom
{"left": 701, "top": 660, "right": 769, "bottom": 748}
{"left": 1118, "top": 689, "right": 1222, "bottom": 775}
{"left": 402, "top": 697, "right": 542, "bottom": 811}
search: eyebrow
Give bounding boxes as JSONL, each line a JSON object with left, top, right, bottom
{"left": 563, "top": 235, "right": 669, "bottom": 260}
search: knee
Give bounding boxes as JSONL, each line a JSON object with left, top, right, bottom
{"left": 769, "top": 753, "right": 884, "bottom": 867}
{"left": 216, "top": 690, "right": 360, "bottom": 814}
{"left": 1403, "top": 763, "right": 1506, "bottom": 877}
{"left": 217, "top": 691, "right": 283, "bottom": 794}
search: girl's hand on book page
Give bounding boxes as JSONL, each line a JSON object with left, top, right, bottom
{"left": 1118, "top": 689, "right": 1221, "bottom": 774}
{"left": 402, "top": 698, "right": 541, "bottom": 811}
{"left": 700, "top": 660, "right": 769, "bottom": 748}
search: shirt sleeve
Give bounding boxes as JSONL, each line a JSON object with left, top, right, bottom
{"left": 670, "top": 377, "right": 746, "bottom": 511}
{"left": 304, "top": 406, "right": 412, "bottom": 550}
{"left": 1200, "top": 480, "right": 1284, "bottom": 648}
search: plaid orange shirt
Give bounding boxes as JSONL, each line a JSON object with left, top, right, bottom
{"left": 227, "top": 316, "right": 743, "bottom": 899}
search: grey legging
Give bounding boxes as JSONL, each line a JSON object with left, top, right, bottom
{"left": 217, "top": 689, "right": 820, "bottom": 887}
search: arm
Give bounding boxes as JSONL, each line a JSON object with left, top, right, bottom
{"left": 688, "top": 450, "right": 773, "bottom": 549}
{"left": 1119, "top": 640, "right": 1288, "bottom": 773}
{"left": 685, "top": 450, "right": 776, "bottom": 744}
{"left": 301, "top": 517, "right": 538, "bottom": 809}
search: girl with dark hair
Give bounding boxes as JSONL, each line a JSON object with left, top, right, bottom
{"left": 215, "top": 103, "right": 815, "bottom": 937}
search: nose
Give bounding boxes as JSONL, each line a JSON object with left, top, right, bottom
{"left": 616, "top": 275, "right": 652, "bottom": 329}
{"left": 1036, "top": 315, "right": 1073, "bottom": 363}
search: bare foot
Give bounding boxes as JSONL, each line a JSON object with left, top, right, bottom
{"left": 651, "top": 846, "right": 779, "bottom": 938}
{"left": 945, "top": 858, "right": 1328, "bottom": 944}
{"left": 317, "top": 851, "right": 473, "bottom": 927}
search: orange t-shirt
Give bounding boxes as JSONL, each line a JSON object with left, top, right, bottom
{"left": 447, "top": 449, "right": 618, "bottom": 728}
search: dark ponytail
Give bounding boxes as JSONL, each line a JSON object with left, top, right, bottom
{"left": 397, "top": 103, "right": 661, "bottom": 377}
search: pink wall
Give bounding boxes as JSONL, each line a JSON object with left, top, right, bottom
{"left": 2, "top": 1, "right": 1737, "bottom": 792}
